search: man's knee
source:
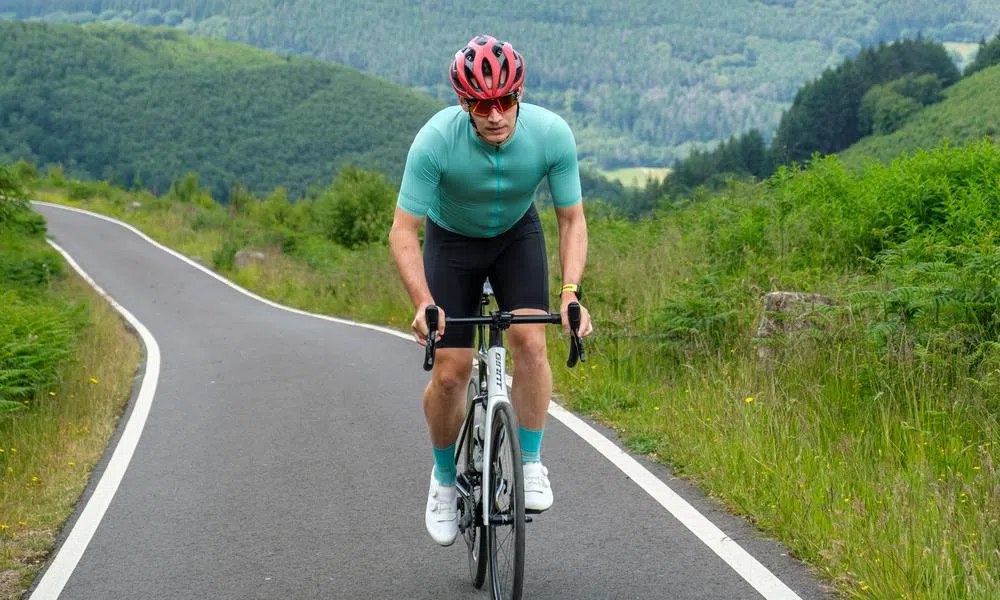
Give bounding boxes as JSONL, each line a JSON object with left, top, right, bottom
{"left": 508, "top": 327, "right": 548, "bottom": 367}
{"left": 431, "top": 350, "right": 474, "bottom": 395}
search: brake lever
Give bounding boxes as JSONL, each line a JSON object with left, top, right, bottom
{"left": 566, "top": 302, "right": 586, "bottom": 368}
{"left": 423, "top": 305, "right": 439, "bottom": 372}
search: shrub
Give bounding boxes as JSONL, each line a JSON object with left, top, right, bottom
{"left": 1, "top": 163, "right": 29, "bottom": 224}
{"left": 0, "top": 234, "right": 66, "bottom": 287}
{"left": 313, "top": 167, "right": 395, "bottom": 249}
{"left": 46, "top": 164, "right": 66, "bottom": 186}
{"left": 0, "top": 163, "right": 46, "bottom": 238}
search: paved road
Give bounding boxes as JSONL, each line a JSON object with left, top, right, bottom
{"left": 29, "top": 204, "right": 836, "bottom": 600}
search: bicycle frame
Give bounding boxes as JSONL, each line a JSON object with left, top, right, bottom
{"left": 477, "top": 333, "right": 511, "bottom": 528}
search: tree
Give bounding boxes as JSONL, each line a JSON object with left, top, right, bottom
{"left": 859, "top": 74, "right": 942, "bottom": 136}
{"left": 770, "top": 38, "right": 959, "bottom": 165}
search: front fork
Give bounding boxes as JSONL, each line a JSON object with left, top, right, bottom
{"left": 455, "top": 346, "right": 509, "bottom": 530}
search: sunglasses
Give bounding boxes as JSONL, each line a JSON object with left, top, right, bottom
{"left": 466, "top": 92, "right": 519, "bottom": 117}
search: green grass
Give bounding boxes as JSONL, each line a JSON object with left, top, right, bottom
{"left": 31, "top": 139, "right": 1000, "bottom": 598}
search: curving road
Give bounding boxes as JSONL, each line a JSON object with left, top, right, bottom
{"left": 28, "top": 203, "right": 836, "bottom": 600}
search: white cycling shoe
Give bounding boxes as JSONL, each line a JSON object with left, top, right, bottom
{"left": 523, "top": 462, "right": 553, "bottom": 512}
{"left": 425, "top": 469, "right": 459, "bottom": 546}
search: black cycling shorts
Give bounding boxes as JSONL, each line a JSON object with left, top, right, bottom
{"left": 424, "top": 205, "right": 550, "bottom": 348}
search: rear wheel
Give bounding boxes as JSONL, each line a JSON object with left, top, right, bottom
{"left": 459, "top": 377, "right": 488, "bottom": 589}
{"left": 487, "top": 402, "right": 524, "bottom": 600}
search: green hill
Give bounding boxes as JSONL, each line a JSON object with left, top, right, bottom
{"left": 839, "top": 63, "right": 1000, "bottom": 165}
{"left": 2, "top": 1, "right": 998, "bottom": 168}
{"left": 0, "top": 21, "right": 444, "bottom": 199}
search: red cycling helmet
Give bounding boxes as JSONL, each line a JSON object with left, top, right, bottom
{"left": 449, "top": 35, "right": 524, "bottom": 100}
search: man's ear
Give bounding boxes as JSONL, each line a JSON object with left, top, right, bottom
{"left": 458, "top": 95, "right": 470, "bottom": 112}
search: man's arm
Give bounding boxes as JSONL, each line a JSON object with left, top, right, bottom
{"left": 389, "top": 207, "right": 432, "bottom": 308}
{"left": 554, "top": 202, "right": 593, "bottom": 336}
{"left": 555, "top": 202, "right": 587, "bottom": 292}
{"left": 389, "top": 207, "right": 442, "bottom": 345}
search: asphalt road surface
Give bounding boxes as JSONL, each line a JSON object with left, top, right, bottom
{"left": 28, "top": 203, "right": 837, "bottom": 600}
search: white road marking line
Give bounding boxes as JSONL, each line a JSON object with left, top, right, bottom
{"left": 30, "top": 240, "right": 161, "bottom": 600}
{"left": 33, "top": 202, "right": 804, "bottom": 599}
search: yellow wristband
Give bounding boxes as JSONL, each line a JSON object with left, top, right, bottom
{"left": 560, "top": 284, "right": 579, "bottom": 294}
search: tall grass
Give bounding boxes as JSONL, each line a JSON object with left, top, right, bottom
{"left": 0, "top": 275, "right": 140, "bottom": 598}
{"left": 553, "top": 141, "right": 1000, "bottom": 598}
{"left": 32, "top": 139, "right": 1000, "bottom": 598}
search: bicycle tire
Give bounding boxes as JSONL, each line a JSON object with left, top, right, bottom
{"left": 461, "top": 377, "right": 488, "bottom": 589}
{"left": 487, "top": 402, "right": 524, "bottom": 600}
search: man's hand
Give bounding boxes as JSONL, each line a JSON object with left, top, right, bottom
{"left": 412, "top": 302, "right": 446, "bottom": 347}
{"left": 560, "top": 297, "right": 593, "bottom": 337}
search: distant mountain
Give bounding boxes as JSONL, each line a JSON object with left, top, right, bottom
{"left": 1, "top": 0, "right": 997, "bottom": 168}
{"left": 0, "top": 21, "right": 443, "bottom": 199}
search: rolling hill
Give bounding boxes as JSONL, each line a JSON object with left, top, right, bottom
{"left": 0, "top": 21, "right": 444, "bottom": 199}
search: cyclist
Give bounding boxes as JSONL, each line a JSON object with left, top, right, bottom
{"left": 389, "top": 34, "right": 593, "bottom": 546}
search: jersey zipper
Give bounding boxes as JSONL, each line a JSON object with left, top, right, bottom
{"left": 492, "top": 145, "right": 502, "bottom": 234}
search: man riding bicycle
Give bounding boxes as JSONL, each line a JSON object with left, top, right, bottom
{"left": 388, "top": 34, "right": 593, "bottom": 546}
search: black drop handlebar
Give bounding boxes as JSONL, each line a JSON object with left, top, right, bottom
{"left": 422, "top": 302, "right": 586, "bottom": 371}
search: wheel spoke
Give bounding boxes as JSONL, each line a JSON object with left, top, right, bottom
{"left": 487, "top": 403, "right": 524, "bottom": 600}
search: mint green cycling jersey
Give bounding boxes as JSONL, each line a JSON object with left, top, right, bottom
{"left": 396, "top": 103, "right": 582, "bottom": 238}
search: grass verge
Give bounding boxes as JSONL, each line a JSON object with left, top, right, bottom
{"left": 0, "top": 271, "right": 141, "bottom": 599}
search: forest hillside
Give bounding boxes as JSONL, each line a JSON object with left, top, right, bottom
{"left": 2, "top": 0, "right": 997, "bottom": 168}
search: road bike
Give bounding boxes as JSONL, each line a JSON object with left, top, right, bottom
{"left": 423, "top": 282, "right": 585, "bottom": 600}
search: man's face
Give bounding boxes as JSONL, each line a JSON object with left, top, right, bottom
{"left": 462, "top": 90, "right": 520, "bottom": 145}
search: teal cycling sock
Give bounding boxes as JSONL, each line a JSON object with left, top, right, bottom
{"left": 432, "top": 444, "right": 457, "bottom": 486}
{"left": 519, "top": 426, "right": 544, "bottom": 463}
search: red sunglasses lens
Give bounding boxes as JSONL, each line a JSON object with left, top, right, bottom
{"left": 469, "top": 93, "right": 518, "bottom": 116}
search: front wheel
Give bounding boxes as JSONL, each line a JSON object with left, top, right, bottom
{"left": 461, "top": 378, "right": 487, "bottom": 588}
{"left": 487, "top": 402, "right": 524, "bottom": 600}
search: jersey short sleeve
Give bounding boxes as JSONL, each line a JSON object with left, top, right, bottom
{"left": 545, "top": 116, "right": 583, "bottom": 209}
{"left": 397, "top": 124, "right": 445, "bottom": 218}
